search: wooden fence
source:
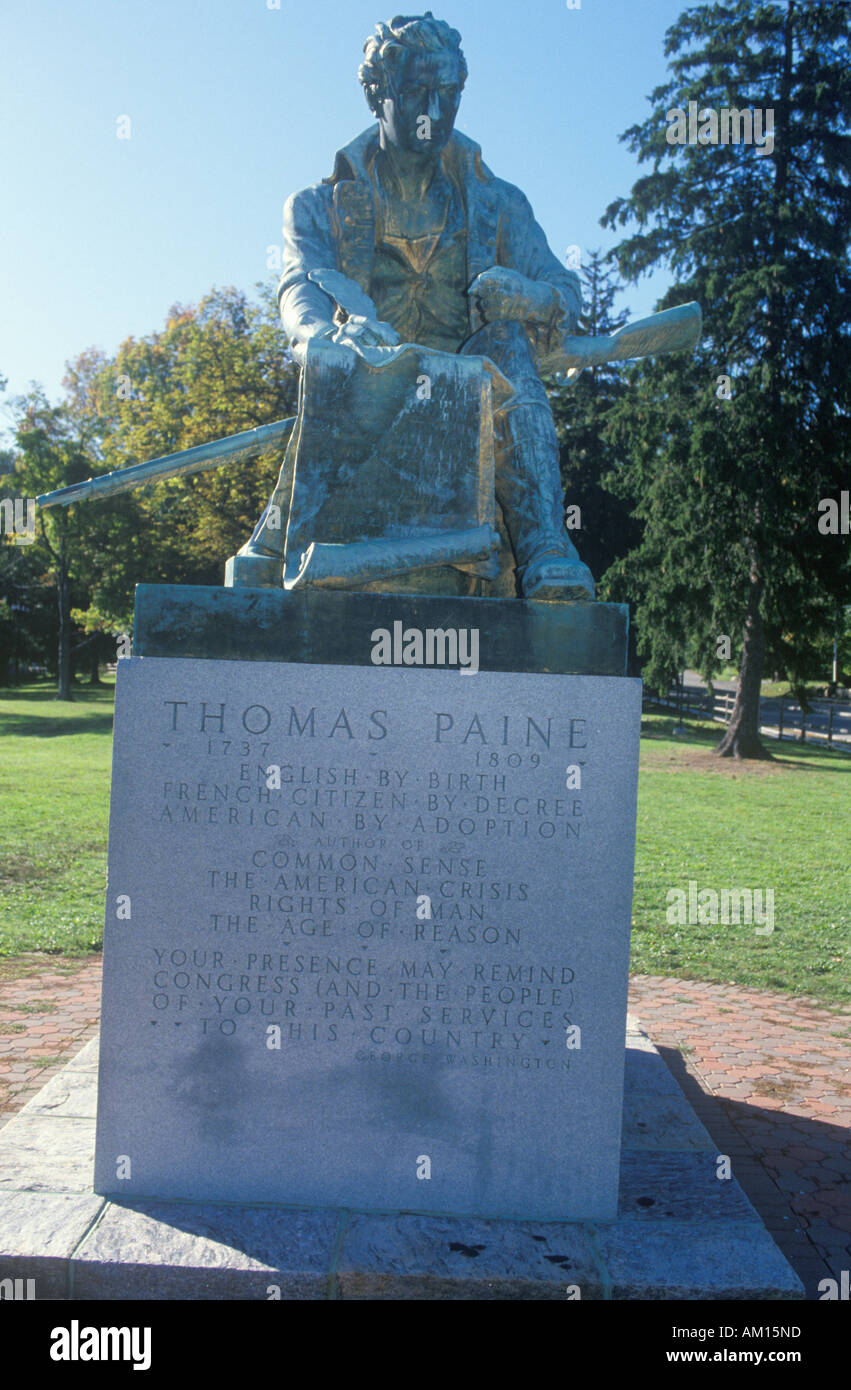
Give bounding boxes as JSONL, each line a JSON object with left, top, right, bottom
{"left": 647, "top": 687, "right": 851, "bottom": 750}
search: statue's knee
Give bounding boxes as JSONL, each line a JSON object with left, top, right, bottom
{"left": 464, "top": 321, "right": 548, "bottom": 403}
{"left": 463, "top": 318, "right": 529, "bottom": 358}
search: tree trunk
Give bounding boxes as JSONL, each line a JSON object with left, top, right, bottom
{"left": 56, "top": 538, "right": 73, "bottom": 702}
{"left": 715, "top": 560, "right": 771, "bottom": 759}
{"left": 88, "top": 639, "right": 102, "bottom": 686}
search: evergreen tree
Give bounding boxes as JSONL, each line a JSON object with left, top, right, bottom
{"left": 602, "top": 0, "right": 851, "bottom": 757}
{"left": 548, "top": 250, "right": 640, "bottom": 599}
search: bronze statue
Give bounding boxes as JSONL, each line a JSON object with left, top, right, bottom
{"left": 38, "top": 12, "right": 700, "bottom": 595}
{"left": 235, "top": 12, "right": 601, "bottom": 601}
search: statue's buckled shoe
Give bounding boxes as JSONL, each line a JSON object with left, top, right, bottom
{"left": 236, "top": 539, "right": 279, "bottom": 560}
{"left": 225, "top": 542, "right": 284, "bottom": 589}
{"left": 519, "top": 552, "right": 596, "bottom": 602}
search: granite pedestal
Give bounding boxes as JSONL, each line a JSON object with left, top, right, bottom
{"left": 94, "top": 587, "right": 639, "bottom": 1221}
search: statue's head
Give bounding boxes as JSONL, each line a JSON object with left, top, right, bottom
{"left": 359, "top": 12, "right": 467, "bottom": 155}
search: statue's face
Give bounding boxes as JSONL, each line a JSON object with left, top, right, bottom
{"left": 378, "top": 50, "right": 462, "bottom": 155}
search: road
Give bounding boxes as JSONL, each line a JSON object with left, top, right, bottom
{"left": 665, "top": 671, "right": 851, "bottom": 747}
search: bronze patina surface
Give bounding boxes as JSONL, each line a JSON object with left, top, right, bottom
{"left": 230, "top": 13, "right": 699, "bottom": 601}
{"left": 38, "top": 11, "right": 700, "bottom": 608}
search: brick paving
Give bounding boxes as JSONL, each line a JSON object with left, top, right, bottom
{"left": 0, "top": 955, "right": 101, "bottom": 1115}
{"left": 0, "top": 956, "right": 848, "bottom": 1300}
{"left": 629, "top": 974, "right": 851, "bottom": 1300}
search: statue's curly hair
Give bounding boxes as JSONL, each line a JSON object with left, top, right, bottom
{"left": 358, "top": 12, "right": 467, "bottom": 115}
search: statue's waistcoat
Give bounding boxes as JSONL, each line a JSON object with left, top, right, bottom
{"left": 326, "top": 127, "right": 502, "bottom": 334}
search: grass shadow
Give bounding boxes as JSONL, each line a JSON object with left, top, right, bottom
{"left": 0, "top": 714, "right": 115, "bottom": 738}
{"left": 640, "top": 715, "right": 851, "bottom": 773}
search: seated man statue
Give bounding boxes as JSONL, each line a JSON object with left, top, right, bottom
{"left": 236, "top": 10, "right": 595, "bottom": 602}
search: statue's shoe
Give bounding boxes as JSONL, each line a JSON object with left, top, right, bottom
{"left": 519, "top": 552, "right": 596, "bottom": 602}
{"left": 224, "top": 545, "right": 283, "bottom": 589}
{"left": 236, "top": 535, "right": 280, "bottom": 560}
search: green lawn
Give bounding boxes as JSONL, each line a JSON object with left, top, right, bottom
{"left": 758, "top": 680, "right": 834, "bottom": 700}
{"left": 632, "top": 715, "right": 850, "bottom": 1006}
{"left": 713, "top": 668, "right": 834, "bottom": 700}
{"left": 0, "top": 681, "right": 114, "bottom": 954}
{"left": 1, "top": 686, "right": 849, "bottom": 1006}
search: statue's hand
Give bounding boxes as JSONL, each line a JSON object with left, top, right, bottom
{"left": 331, "top": 315, "right": 401, "bottom": 355}
{"left": 294, "top": 315, "right": 401, "bottom": 366}
{"left": 469, "top": 267, "right": 562, "bottom": 328}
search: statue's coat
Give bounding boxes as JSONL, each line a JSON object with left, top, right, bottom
{"left": 276, "top": 125, "right": 582, "bottom": 354}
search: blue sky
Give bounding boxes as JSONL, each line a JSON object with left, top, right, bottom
{"left": 1, "top": 0, "right": 689, "bottom": 420}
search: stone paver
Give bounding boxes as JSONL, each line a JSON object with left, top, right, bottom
{"left": 0, "top": 957, "right": 101, "bottom": 1118}
{"left": 629, "top": 974, "right": 851, "bottom": 1300}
